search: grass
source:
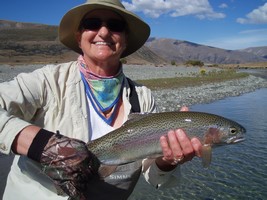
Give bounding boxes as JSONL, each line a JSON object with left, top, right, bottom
{"left": 0, "top": 28, "right": 58, "bottom": 41}
{"left": 135, "top": 69, "right": 249, "bottom": 90}
{"left": 220, "top": 62, "right": 267, "bottom": 69}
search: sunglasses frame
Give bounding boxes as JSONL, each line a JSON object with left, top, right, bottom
{"left": 80, "top": 18, "right": 126, "bottom": 33}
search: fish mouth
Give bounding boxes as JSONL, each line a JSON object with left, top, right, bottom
{"left": 227, "top": 136, "right": 245, "bottom": 144}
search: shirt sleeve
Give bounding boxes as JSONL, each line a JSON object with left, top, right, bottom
{"left": 0, "top": 67, "right": 49, "bottom": 155}
{"left": 142, "top": 158, "right": 182, "bottom": 189}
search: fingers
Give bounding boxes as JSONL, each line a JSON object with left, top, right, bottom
{"left": 159, "top": 135, "right": 173, "bottom": 159}
{"left": 191, "top": 137, "right": 202, "bottom": 157}
{"left": 159, "top": 131, "right": 182, "bottom": 167}
{"left": 160, "top": 129, "right": 202, "bottom": 166}
{"left": 180, "top": 106, "right": 189, "bottom": 112}
{"left": 174, "top": 129, "right": 195, "bottom": 162}
{"left": 168, "top": 130, "right": 184, "bottom": 159}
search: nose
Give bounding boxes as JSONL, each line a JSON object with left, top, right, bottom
{"left": 98, "top": 24, "right": 111, "bottom": 37}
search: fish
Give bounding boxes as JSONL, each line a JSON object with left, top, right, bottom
{"left": 87, "top": 111, "right": 246, "bottom": 177}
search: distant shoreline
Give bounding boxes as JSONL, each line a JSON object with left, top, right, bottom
{"left": 1, "top": 60, "right": 267, "bottom": 69}
{"left": 1, "top": 64, "right": 267, "bottom": 110}
{"left": 1, "top": 63, "right": 267, "bottom": 83}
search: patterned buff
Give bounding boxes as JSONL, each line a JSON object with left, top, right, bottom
{"left": 78, "top": 56, "right": 124, "bottom": 124}
{"left": 40, "top": 132, "right": 98, "bottom": 199}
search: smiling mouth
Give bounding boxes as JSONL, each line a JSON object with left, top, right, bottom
{"left": 93, "top": 41, "right": 114, "bottom": 46}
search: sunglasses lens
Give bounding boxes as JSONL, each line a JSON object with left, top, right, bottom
{"left": 82, "top": 18, "right": 126, "bottom": 32}
{"left": 107, "top": 19, "right": 126, "bottom": 32}
{"left": 82, "top": 18, "right": 102, "bottom": 30}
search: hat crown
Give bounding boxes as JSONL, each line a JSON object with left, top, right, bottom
{"left": 60, "top": 0, "right": 150, "bottom": 57}
{"left": 85, "top": 0, "right": 125, "bottom": 8}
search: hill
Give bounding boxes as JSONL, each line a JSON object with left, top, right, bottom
{"left": 239, "top": 46, "right": 267, "bottom": 59}
{"left": 1, "top": 20, "right": 267, "bottom": 66}
{"left": 0, "top": 20, "right": 166, "bottom": 65}
{"left": 145, "top": 38, "right": 267, "bottom": 64}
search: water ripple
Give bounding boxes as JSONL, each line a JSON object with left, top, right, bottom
{"left": 130, "top": 88, "right": 267, "bottom": 200}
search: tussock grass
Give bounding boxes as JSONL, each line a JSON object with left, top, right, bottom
{"left": 220, "top": 62, "right": 267, "bottom": 69}
{"left": 136, "top": 69, "right": 249, "bottom": 90}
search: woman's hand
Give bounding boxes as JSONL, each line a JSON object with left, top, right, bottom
{"left": 155, "top": 106, "right": 202, "bottom": 171}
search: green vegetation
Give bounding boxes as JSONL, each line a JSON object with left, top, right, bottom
{"left": 185, "top": 60, "right": 204, "bottom": 67}
{"left": 171, "top": 60, "right": 176, "bottom": 65}
{"left": 0, "top": 27, "right": 58, "bottom": 41}
{"left": 199, "top": 68, "right": 207, "bottom": 76}
{"left": 120, "top": 58, "right": 127, "bottom": 64}
{"left": 220, "top": 62, "right": 267, "bottom": 69}
{"left": 136, "top": 69, "right": 249, "bottom": 90}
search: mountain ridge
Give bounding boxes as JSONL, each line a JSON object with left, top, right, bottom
{"left": 145, "top": 37, "right": 267, "bottom": 64}
{"left": 1, "top": 19, "right": 266, "bottom": 65}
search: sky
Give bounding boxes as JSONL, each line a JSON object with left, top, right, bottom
{"left": 1, "top": 0, "right": 267, "bottom": 50}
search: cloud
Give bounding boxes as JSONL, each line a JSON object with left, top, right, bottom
{"left": 239, "top": 28, "right": 267, "bottom": 34}
{"left": 122, "top": 0, "right": 225, "bottom": 19}
{"left": 201, "top": 29, "right": 267, "bottom": 49}
{"left": 219, "top": 3, "right": 228, "bottom": 9}
{"left": 237, "top": 2, "right": 267, "bottom": 24}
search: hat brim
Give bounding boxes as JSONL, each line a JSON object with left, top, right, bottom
{"left": 59, "top": 2, "right": 150, "bottom": 58}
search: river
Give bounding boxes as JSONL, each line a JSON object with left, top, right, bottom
{"left": 130, "top": 87, "right": 267, "bottom": 200}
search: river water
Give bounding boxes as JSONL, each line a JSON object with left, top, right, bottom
{"left": 1, "top": 69, "right": 266, "bottom": 199}
{"left": 130, "top": 87, "right": 267, "bottom": 199}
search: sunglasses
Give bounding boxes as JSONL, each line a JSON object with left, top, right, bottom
{"left": 81, "top": 18, "right": 126, "bottom": 32}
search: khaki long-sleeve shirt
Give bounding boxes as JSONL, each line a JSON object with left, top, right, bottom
{"left": 0, "top": 61, "right": 179, "bottom": 200}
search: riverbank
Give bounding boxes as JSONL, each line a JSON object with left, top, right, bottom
{"left": 1, "top": 64, "right": 267, "bottom": 110}
{"left": 153, "top": 74, "right": 267, "bottom": 111}
{"left": 126, "top": 65, "right": 267, "bottom": 111}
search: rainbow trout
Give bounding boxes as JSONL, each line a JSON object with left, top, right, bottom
{"left": 88, "top": 111, "right": 246, "bottom": 177}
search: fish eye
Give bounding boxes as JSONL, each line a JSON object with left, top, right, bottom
{"left": 229, "top": 127, "right": 237, "bottom": 135}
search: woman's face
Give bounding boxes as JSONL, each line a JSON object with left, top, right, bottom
{"left": 77, "top": 9, "right": 127, "bottom": 65}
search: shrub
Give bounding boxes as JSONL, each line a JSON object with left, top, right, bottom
{"left": 120, "top": 58, "right": 127, "bottom": 64}
{"left": 185, "top": 60, "right": 204, "bottom": 67}
{"left": 199, "top": 68, "right": 206, "bottom": 76}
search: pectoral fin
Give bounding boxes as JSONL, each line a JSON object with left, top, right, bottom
{"left": 202, "top": 144, "right": 212, "bottom": 168}
{"left": 98, "top": 165, "right": 118, "bottom": 178}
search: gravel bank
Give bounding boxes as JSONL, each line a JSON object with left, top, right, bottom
{"left": 0, "top": 64, "right": 44, "bottom": 83}
{"left": 0, "top": 64, "right": 219, "bottom": 82}
{"left": 1, "top": 64, "right": 267, "bottom": 112}
{"left": 153, "top": 75, "right": 267, "bottom": 112}
{"left": 123, "top": 64, "right": 219, "bottom": 80}
{"left": 124, "top": 65, "right": 267, "bottom": 111}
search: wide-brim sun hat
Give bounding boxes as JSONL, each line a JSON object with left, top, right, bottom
{"left": 59, "top": 0, "right": 150, "bottom": 58}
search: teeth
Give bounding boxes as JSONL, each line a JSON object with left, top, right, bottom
{"left": 94, "top": 41, "right": 112, "bottom": 45}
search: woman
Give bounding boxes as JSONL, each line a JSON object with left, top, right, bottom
{"left": 0, "top": 0, "right": 202, "bottom": 199}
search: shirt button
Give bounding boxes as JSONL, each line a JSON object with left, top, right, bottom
{"left": 0, "top": 143, "right": 7, "bottom": 151}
